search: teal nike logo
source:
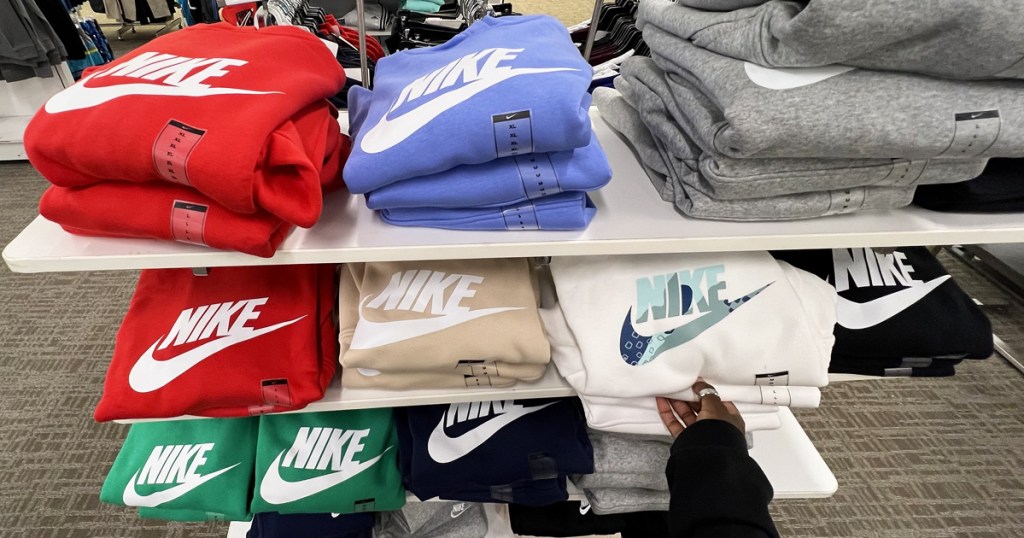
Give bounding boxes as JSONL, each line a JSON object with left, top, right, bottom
{"left": 619, "top": 283, "right": 772, "bottom": 366}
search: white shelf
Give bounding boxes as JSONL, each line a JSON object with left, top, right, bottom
{"left": 115, "top": 363, "right": 575, "bottom": 424}
{"left": 751, "top": 407, "right": 837, "bottom": 498}
{"left": 7, "top": 108, "right": 1024, "bottom": 273}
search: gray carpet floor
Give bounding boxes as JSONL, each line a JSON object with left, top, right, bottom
{"left": 2, "top": 12, "right": 1024, "bottom": 536}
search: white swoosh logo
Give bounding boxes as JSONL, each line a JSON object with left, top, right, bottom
{"left": 350, "top": 297, "right": 520, "bottom": 349}
{"left": 427, "top": 403, "right": 555, "bottom": 464}
{"left": 45, "top": 72, "right": 281, "bottom": 113}
{"left": 128, "top": 316, "right": 306, "bottom": 393}
{"left": 359, "top": 67, "right": 576, "bottom": 154}
{"left": 744, "top": 62, "right": 855, "bottom": 90}
{"left": 259, "top": 448, "right": 389, "bottom": 505}
{"left": 123, "top": 463, "right": 239, "bottom": 507}
{"left": 836, "top": 276, "right": 950, "bottom": 329}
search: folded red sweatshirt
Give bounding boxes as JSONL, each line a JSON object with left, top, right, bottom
{"left": 94, "top": 264, "right": 338, "bottom": 421}
{"left": 38, "top": 103, "right": 347, "bottom": 258}
{"left": 25, "top": 23, "right": 346, "bottom": 228}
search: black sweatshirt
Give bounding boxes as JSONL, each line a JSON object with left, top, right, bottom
{"left": 667, "top": 420, "right": 779, "bottom": 538}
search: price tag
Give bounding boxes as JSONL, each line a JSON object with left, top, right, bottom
{"left": 170, "top": 200, "right": 208, "bottom": 246}
{"left": 153, "top": 119, "right": 206, "bottom": 185}
{"left": 492, "top": 110, "right": 534, "bottom": 158}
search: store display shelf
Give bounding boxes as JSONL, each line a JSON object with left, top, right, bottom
{"left": 225, "top": 406, "right": 834, "bottom": 536}
{"left": 114, "top": 363, "right": 576, "bottom": 424}
{"left": 7, "top": 108, "right": 1024, "bottom": 274}
{"left": 0, "top": 116, "right": 31, "bottom": 161}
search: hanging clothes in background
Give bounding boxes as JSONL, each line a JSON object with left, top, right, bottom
{"left": 66, "top": 7, "right": 113, "bottom": 78}
{"left": 569, "top": 0, "right": 647, "bottom": 91}
{"left": 102, "top": 0, "right": 175, "bottom": 24}
{"left": 224, "top": 0, "right": 384, "bottom": 107}
{"left": 1, "top": 0, "right": 68, "bottom": 81}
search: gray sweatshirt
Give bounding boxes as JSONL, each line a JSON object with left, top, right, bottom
{"left": 612, "top": 57, "right": 986, "bottom": 199}
{"left": 639, "top": 0, "right": 1024, "bottom": 80}
{"left": 640, "top": 23, "right": 1024, "bottom": 160}
{"left": 593, "top": 86, "right": 916, "bottom": 220}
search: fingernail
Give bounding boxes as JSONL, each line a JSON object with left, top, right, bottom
{"left": 696, "top": 376, "right": 704, "bottom": 382}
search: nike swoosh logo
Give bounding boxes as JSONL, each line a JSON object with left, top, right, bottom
{"left": 45, "top": 72, "right": 281, "bottom": 113}
{"left": 451, "top": 503, "right": 469, "bottom": 518}
{"left": 620, "top": 284, "right": 771, "bottom": 366}
{"left": 350, "top": 297, "right": 521, "bottom": 349}
{"left": 359, "top": 67, "right": 576, "bottom": 154}
{"left": 971, "top": 112, "right": 984, "bottom": 119}
{"left": 836, "top": 276, "right": 950, "bottom": 329}
{"left": 427, "top": 402, "right": 555, "bottom": 464}
{"left": 128, "top": 316, "right": 306, "bottom": 393}
{"left": 744, "top": 62, "right": 855, "bottom": 90}
{"left": 259, "top": 448, "right": 389, "bottom": 505}
{"left": 122, "top": 463, "right": 239, "bottom": 507}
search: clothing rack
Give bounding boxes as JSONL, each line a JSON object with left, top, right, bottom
{"left": 104, "top": 0, "right": 183, "bottom": 40}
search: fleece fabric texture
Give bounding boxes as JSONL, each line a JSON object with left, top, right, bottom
{"left": 375, "top": 502, "right": 489, "bottom": 538}
{"left": 542, "top": 306, "right": 791, "bottom": 435}
{"left": 773, "top": 247, "right": 994, "bottom": 361}
{"left": 250, "top": 409, "right": 405, "bottom": 515}
{"left": 38, "top": 102, "right": 346, "bottom": 258}
{"left": 915, "top": 159, "right": 1024, "bottom": 212}
{"left": 362, "top": 132, "right": 611, "bottom": 210}
{"left": 637, "top": 22, "right": 1024, "bottom": 160}
{"left": 25, "top": 23, "right": 346, "bottom": 227}
{"left": 603, "top": 62, "right": 987, "bottom": 197}
{"left": 344, "top": 15, "right": 593, "bottom": 192}
{"left": 546, "top": 253, "right": 835, "bottom": 406}
{"left": 100, "top": 417, "right": 258, "bottom": 520}
{"left": 341, "top": 363, "right": 546, "bottom": 390}
{"left": 247, "top": 512, "right": 374, "bottom": 538}
{"left": 594, "top": 83, "right": 918, "bottom": 220}
{"left": 573, "top": 429, "right": 671, "bottom": 491}
{"left": 378, "top": 192, "right": 597, "bottom": 231}
{"left": 94, "top": 264, "right": 337, "bottom": 421}
{"left": 638, "top": 0, "right": 1024, "bottom": 80}
{"left": 338, "top": 259, "right": 549, "bottom": 377}
{"left": 394, "top": 398, "right": 593, "bottom": 502}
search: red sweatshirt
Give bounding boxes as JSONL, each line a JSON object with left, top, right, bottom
{"left": 39, "top": 102, "right": 347, "bottom": 258}
{"left": 25, "top": 23, "right": 346, "bottom": 228}
{"left": 94, "top": 264, "right": 338, "bottom": 421}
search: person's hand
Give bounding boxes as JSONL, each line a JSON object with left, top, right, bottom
{"left": 656, "top": 380, "right": 746, "bottom": 438}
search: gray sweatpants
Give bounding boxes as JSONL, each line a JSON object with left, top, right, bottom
{"left": 639, "top": 0, "right": 1024, "bottom": 80}
{"left": 613, "top": 57, "right": 986, "bottom": 199}
{"left": 593, "top": 86, "right": 916, "bottom": 220}
{"left": 376, "top": 502, "right": 488, "bottom": 537}
{"left": 641, "top": 23, "right": 1024, "bottom": 160}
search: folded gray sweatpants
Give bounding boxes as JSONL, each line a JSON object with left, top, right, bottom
{"left": 593, "top": 86, "right": 915, "bottom": 220}
{"left": 640, "top": 23, "right": 1024, "bottom": 160}
{"left": 611, "top": 57, "right": 986, "bottom": 199}
{"left": 572, "top": 429, "right": 671, "bottom": 491}
{"left": 586, "top": 487, "right": 669, "bottom": 515}
{"left": 376, "top": 502, "right": 488, "bottom": 537}
{"left": 639, "top": 0, "right": 1024, "bottom": 80}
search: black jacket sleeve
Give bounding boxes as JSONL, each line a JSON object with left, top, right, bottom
{"left": 666, "top": 419, "right": 780, "bottom": 538}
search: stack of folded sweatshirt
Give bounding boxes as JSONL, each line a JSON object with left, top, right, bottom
{"left": 101, "top": 417, "right": 258, "bottom": 522}
{"left": 395, "top": 398, "right": 593, "bottom": 505}
{"left": 773, "top": 247, "right": 993, "bottom": 377}
{"left": 543, "top": 252, "right": 837, "bottom": 434}
{"left": 376, "top": 502, "right": 489, "bottom": 537}
{"left": 592, "top": 0, "right": 1024, "bottom": 221}
{"left": 94, "top": 264, "right": 338, "bottom": 422}
{"left": 338, "top": 258, "right": 551, "bottom": 389}
{"left": 344, "top": 15, "right": 612, "bottom": 231}
{"left": 571, "top": 429, "right": 672, "bottom": 515}
{"left": 250, "top": 409, "right": 406, "bottom": 515}
{"left": 26, "top": 23, "right": 349, "bottom": 257}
